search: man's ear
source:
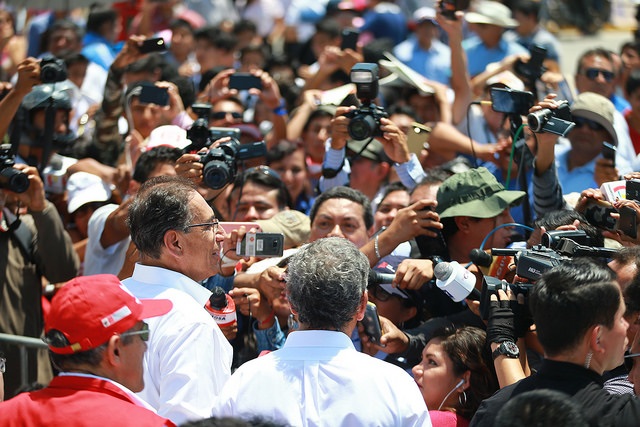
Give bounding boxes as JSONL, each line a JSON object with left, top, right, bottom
{"left": 454, "top": 216, "right": 472, "bottom": 233}
{"left": 356, "top": 291, "right": 369, "bottom": 322}
{"left": 376, "top": 162, "right": 391, "bottom": 180}
{"left": 163, "top": 229, "right": 183, "bottom": 256}
{"left": 104, "top": 335, "right": 122, "bottom": 367}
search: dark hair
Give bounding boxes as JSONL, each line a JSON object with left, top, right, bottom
{"left": 169, "top": 18, "right": 195, "bottom": 33}
{"left": 233, "top": 19, "right": 258, "bottom": 36}
{"left": 494, "top": 389, "right": 586, "bottom": 427}
{"left": 62, "top": 52, "right": 89, "bottom": 68}
{"left": 86, "top": 6, "right": 118, "bottom": 34}
{"left": 315, "top": 17, "right": 341, "bottom": 39}
{"left": 127, "top": 176, "right": 198, "bottom": 258}
{"left": 411, "top": 168, "right": 451, "bottom": 196}
{"left": 194, "top": 26, "right": 237, "bottom": 52}
{"left": 511, "top": 0, "right": 541, "bottom": 19}
{"left": 48, "top": 339, "right": 107, "bottom": 372}
{"left": 266, "top": 139, "right": 302, "bottom": 164}
{"left": 302, "top": 109, "right": 334, "bottom": 133}
{"left": 240, "top": 43, "right": 271, "bottom": 65}
{"left": 576, "top": 48, "right": 615, "bottom": 75}
{"left": 181, "top": 416, "right": 289, "bottom": 427}
{"left": 533, "top": 209, "right": 604, "bottom": 247}
{"left": 379, "top": 181, "right": 408, "bottom": 205}
{"left": 171, "top": 75, "right": 197, "bottom": 111}
{"left": 431, "top": 326, "right": 498, "bottom": 419}
{"left": 125, "top": 54, "right": 165, "bottom": 76}
{"left": 287, "top": 237, "right": 368, "bottom": 330}
{"left": 310, "top": 186, "right": 374, "bottom": 230}
{"left": 48, "top": 19, "right": 83, "bottom": 43}
{"left": 626, "top": 69, "right": 640, "bottom": 97}
{"left": 231, "top": 166, "right": 292, "bottom": 212}
{"left": 386, "top": 104, "right": 420, "bottom": 122}
{"left": 132, "top": 146, "right": 182, "bottom": 183}
{"left": 530, "top": 258, "right": 619, "bottom": 356}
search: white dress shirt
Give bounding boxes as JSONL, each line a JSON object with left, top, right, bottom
{"left": 84, "top": 204, "right": 130, "bottom": 276}
{"left": 214, "top": 330, "right": 431, "bottom": 427}
{"left": 123, "top": 264, "right": 233, "bottom": 425}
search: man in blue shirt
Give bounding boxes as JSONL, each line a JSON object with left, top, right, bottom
{"left": 463, "top": 1, "right": 527, "bottom": 77}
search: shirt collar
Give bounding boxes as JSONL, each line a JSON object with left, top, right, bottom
{"left": 131, "top": 263, "right": 212, "bottom": 306}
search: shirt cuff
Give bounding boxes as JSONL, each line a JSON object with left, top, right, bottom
{"left": 172, "top": 111, "right": 195, "bottom": 130}
{"left": 395, "top": 153, "right": 426, "bottom": 190}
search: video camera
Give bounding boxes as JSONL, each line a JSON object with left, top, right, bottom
{"left": 477, "top": 230, "right": 615, "bottom": 319}
{"left": 513, "top": 45, "right": 547, "bottom": 87}
{"left": 0, "top": 144, "right": 29, "bottom": 193}
{"left": 344, "top": 63, "right": 388, "bottom": 141}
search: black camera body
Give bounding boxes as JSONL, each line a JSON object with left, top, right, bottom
{"left": 199, "top": 139, "right": 266, "bottom": 189}
{"left": 480, "top": 276, "right": 533, "bottom": 320}
{"left": 346, "top": 63, "right": 389, "bottom": 140}
{"left": 514, "top": 45, "right": 547, "bottom": 86}
{"left": 345, "top": 104, "right": 388, "bottom": 140}
{"left": 0, "top": 144, "right": 29, "bottom": 193}
{"left": 40, "top": 56, "right": 67, "bottom": 84}
{"left": 527, "top": 101, "right": 574, "bottom": 137}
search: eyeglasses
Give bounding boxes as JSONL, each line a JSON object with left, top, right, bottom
{"left": 573, "top": 117, "right": 606, "bottom": 132}
{"left": 184, "top": 218, "right": 219, "bottom": 234}
{"left": 211, "top": 111, "right": 243, "bottom": 121}
{"left": 120, "top": 323, "right": 150, "bottom": 342}
{"left": 582, "top": 68, "right": 615, "bottom": 82}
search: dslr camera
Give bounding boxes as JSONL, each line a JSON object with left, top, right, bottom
{"left": 40, "top": 56, "right": 67, "bottom": 84}
{"left": 344, "top": 63, "right": 388, "bottom": 140}
{"left": 187, "top": 103, "right": 213, "bottom": 152}
{"left": 199, "top": 134, "right": 266, "bottom": 189}
{"left": 0, "top": 144, "right": 29, "bottom": 193}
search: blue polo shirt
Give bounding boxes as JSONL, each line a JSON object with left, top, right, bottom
{"left": 393, "top": 37, "right": 451, "bottom": 85}
{"left": 554, "top": 141, "right": 598, "bottom": 195}
{"left": 463, "top": 36, "right": 528, "bottom": 77}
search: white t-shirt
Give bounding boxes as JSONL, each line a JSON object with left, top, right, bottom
{"left": 83, "top": 203, "right": 130, "bottom": 276}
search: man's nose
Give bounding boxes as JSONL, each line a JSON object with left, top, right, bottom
{"left": 327, "top": 224, "right": 345, "bottom": 239}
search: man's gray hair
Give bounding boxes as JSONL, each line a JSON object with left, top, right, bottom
{"left": 286, "top": 237, "right": 369, "bottom": 330}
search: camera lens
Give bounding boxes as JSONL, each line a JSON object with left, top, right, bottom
{"left": 348, "top": 114, "right": 377, "bottom": 140}
{"left": 202, "top": 160, "right": 233, "bottom": 189}
{"left": 0, "top": 167, "right": 30, "bottom": 193}
{"left": 527, "top": 109, "right": 552, "bottom": 133}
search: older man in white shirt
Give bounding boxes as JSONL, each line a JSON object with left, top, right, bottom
{"left": 215, "top": 237, "right": 430, "bottom": 426}
{"left": 123, "top": 176, "right": 232, "bottom": 425}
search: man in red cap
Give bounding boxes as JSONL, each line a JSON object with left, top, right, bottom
{"left": 0, "top": 274, "right": 174, "bottom": 427}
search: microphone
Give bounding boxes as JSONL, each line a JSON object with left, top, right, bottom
{"left": 469, "top": 248, "right": 492, "bottom": 267}
{"left": 368, "top": 270, "right": 396, "bottom": 286}
{"left": 434, "top": 261, "right": 481, "bottom": 302}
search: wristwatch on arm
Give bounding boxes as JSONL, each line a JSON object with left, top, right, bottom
{"left": 492, "top": 341, "right": 520, "bottom": 360}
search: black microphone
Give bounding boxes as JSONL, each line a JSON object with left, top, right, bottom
{"left": 469, "top": 248, "right": 492, "bottom": 267}
{"left": 434, "top": 261, "right": 481, "bottom": 302}
{"left": 368, "top": 270, "right": 396, "bottom": 286}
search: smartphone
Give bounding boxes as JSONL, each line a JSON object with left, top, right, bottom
{"left": 236, "top": 232, "right": 284, "bottom": 257}
{"left": 341, "top": 28, "right": 360, "bottom": 50}
{"left": 583, "top": 199, "right": 617, "bottom": 231}
{"left": 627, "top": 179, "right": 640, "bottom": 202}
{"left": 406, "top": 122, "right": 431, "bottom": 156}
{"left": 616, "top": 205, "right": 637, "bottom": 239}
{"left": 138, "top": 37, "right": 167, "bottom": 54}
{"left": 490, "top": 87, "right": 535, "bottom": 116}
{"left": 361, "top": 302, "right": 383, "bottom": 346}
{"left": 440, "top": 0, "right": 458, "bottom": 19}
{"left": 229, "top": 73, "right": 262, "bottom": 91}
{"left": 602, "top": 142, "right": 617, "bottom": 168}
{"left": 138, "top": 84, "right": 169, "bottom": 106}
{"left": 209, "top": 127, "right": 241, "bottom": 142}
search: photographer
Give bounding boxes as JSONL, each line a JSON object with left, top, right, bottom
{"left": 471, "top": 258, "right": 640, "bottom": 427}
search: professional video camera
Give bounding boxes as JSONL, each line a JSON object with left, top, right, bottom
{"left": 0, "top": 144, "right": 29, "bottom": 193}
{"left": 513, "top": 45, "right": 547, "bottom": 87}
{"left": 344, "top": 63, "right": 389, "bottom": 140}
{"left": 39, "top": 55, "right": 67, "bottom": 84}
{"left": 199, "top": 134, "right": 266, "bottom": 190}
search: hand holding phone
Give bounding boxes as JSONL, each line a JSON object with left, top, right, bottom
{"left": 236, "top": 232, "right": 284, "bottom": 257}
{"left": 602, "top": 142, "right": 617, "bottom": 168}
{"left": 361, "top": 302, "right": 384, "bottom": 346}
{"left": 229, "top": 73, "right": 263, "bottom": 91}
{"left": 139, "top": 84, "right": 169, "bottom": 106}
{"left": 138, "top": 37, "right": 167, "bottom": 54}
{"left": 616, "top": 205, "right": 638, "bottom": 239}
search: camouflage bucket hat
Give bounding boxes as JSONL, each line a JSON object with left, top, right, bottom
{"left": 436, "top": 167, "right": 526, "bottom": 219}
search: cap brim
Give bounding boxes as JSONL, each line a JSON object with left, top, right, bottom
{"left": 139, "top": 298, "right": 172, "bottom": 319}
{"left": 464, "top": 12, "right": 518, "bottom": 28}
{"left": 439, "top": 190, "right": 525, "bottom": 219}
{"left": 571, "top": 109, "right": 618, "bottom": 146}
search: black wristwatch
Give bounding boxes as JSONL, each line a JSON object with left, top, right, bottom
{"left": 492, "top": 341, "right": 520, "bottom": 360}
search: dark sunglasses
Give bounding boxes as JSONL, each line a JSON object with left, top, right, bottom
{"left": 573, "top": 117, "right": 606, "bottom": 132}
{"left": 583, "top": 68, "right": 615, "bottom": 82}
{"left": 624, "top": 352, "right": 640, "bottom": 372}
{"left": 211, "top": 111, "right": 243, "bottom": 120}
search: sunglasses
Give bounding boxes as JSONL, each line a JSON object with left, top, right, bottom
{"left": 120, "top": 322, "right": 150, "bottom": 342}
{"left": 211, "top": 111, "right": 243, "bottom": 121}
{"left": 573, "top": 117, "right": 606, "bottom": 132}
{"left": 582, "top": 68, "right": 615, "bottom": 82}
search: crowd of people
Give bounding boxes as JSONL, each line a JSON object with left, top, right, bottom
{"left": 2, "top": 0, "right": 640, "bottom": 425}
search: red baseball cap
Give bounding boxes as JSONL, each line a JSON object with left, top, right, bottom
{"left": 45, "top": 275, "right": 172, "bottom": 354}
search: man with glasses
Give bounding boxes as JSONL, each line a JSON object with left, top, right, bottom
{"left": 0, "top": 274, "right": 174, "bottom": 426}
{"left": 122, "top": 176, "right": 233, "bottom": 424}
{"left": 573, "top": 48, "right": 635, "bottom": 176}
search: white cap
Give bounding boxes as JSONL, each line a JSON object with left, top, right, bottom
{"left": 66, "top": 172, "right": 112, "bottom": 214}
